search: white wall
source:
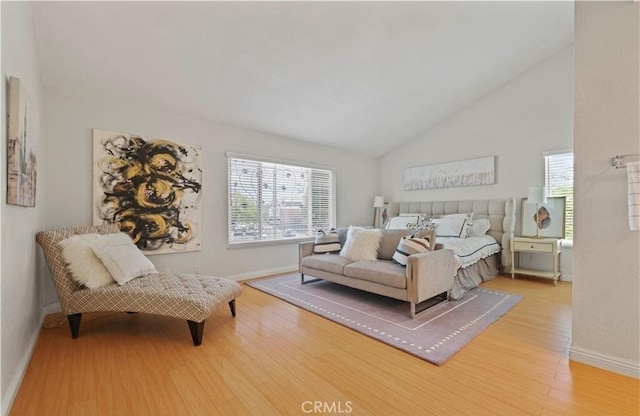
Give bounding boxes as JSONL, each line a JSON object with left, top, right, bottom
{"left": 0, "top": 2, "right": 46, "bottom": 413}
{"left": 378, "top": 46, "right": 574, "bottom": 277}
{"left": 41, "top": 88, "right": 377, "bottom": 304}
{"left": 572, "top": 2, "right": 640, "bottom": 378}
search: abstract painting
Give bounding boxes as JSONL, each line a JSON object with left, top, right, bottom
{"left": 7, "top": 77, "right": 37, "bottom": 207}
{"left": 404, "top": 156, "right": 495, "bottom": 190}
{"left": 93, "top": 129, "right": 202, "bottom": 254}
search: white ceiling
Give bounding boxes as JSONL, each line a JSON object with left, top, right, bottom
{"left": 30, "top": 1, "right": 573, "bottom": 158}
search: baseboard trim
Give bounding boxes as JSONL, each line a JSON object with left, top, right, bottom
{"left": 226, "top": 265, "right": 298, "bottom": 281}
{"left": 1, "top": 304, "right": 53, "bottom": 416}
{"left": 570, "top": 346, "right": 640, "bottom": 379}
{"left": 560, "top": 273, "right": 573, "bottom": 282}
{"left": 43, "top": 302, "right": 61, "bottom": 315}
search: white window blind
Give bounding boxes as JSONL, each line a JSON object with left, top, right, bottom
{"left": 228, "top": 156, "right": 335, "bottom": 245}
{"left": 545, "top": 151, "right": 573, "bottom": 240}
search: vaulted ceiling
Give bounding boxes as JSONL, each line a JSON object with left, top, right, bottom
{"left": 31, "top": 2, "right": 573, "bottom": 158}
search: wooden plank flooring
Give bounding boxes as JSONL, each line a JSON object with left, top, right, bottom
{"left": 10, "top": 275, "right": 639, "bottom": 415}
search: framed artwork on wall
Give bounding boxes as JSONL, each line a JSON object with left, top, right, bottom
{"left": 520, "top": 196, "right": 566, "bottom": 238}
{"left": 403, "top": 156, "right": 495, "bottom": 190}
{"left": 7, "top": 76, "right": 38, "bottom": 207}
{"left": 92, "top": 129, "right": 203, "bottom": 254}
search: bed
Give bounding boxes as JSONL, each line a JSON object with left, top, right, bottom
{"left": 385, "top": 198, "right": 516, "bottom": 299}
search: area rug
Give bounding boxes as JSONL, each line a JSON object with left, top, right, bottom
{"left": 248, "top": 274, "right": 522, "bottom": 365}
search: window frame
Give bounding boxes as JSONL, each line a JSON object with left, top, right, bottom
{"left": 226, "top": 152, "right": 336, "bottom": 248}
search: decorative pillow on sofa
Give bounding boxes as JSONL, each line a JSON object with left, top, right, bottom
{"left": 339, "top": 226, "right": 382, "bottom": 261}
{"left": 313, "top": 228, "right": 342, "bottom": 254}
{"left": 412, "top": 229, "right": 436, "bottom": 250}
{"left": 92, "top": 237, "right": 158, "bottom": 286}
{"left": 59, "top": 233, "right": 118, "bottom": 289}
{"left": 392, "top": 236, "right": 431, "bottom": 266}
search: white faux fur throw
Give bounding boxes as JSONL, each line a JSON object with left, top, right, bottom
{"left": 59, "top": 233, "right": 133, "bottom": 289}
{"left": 339, "top": 226, "right": 382, "bottom": 261}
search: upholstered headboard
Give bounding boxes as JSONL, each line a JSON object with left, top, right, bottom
{"left": 386, "top": 198, "right": 516, "bottom": 270}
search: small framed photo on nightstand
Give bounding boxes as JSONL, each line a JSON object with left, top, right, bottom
{"left": 521, "top": 196, "right": 566, "bottom": 238}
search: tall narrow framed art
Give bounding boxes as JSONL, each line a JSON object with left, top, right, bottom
{"left": 7, "top": 77, "right": 37, "bottom": 207}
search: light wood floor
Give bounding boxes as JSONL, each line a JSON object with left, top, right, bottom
{"left": 10, "top": 275, "right": 639, "bottom": 415}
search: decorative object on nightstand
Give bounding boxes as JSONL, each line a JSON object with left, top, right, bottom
{"left": 521, "top": 194, "right": 566, "bottom": 239}
{"left": 510, "top": 236, "right": 562, "bottom": 286}
{"left": 373, "top": 196, "right": 385, "bottom": 228}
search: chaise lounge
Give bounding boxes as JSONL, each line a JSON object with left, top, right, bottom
{"left": 36, "top": 224, "right": 242, "bottom": 345}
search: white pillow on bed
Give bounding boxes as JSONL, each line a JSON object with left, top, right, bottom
{"left": 385, "top": 216, "right": 420, "bottom": 229}
{"left": 441, "top": 213, "right": 473, "bottom": 238}
{"left": 468, "top": 218, "right": 491, "bottom": 236}
{"left": 434, "top": 215, "right": 470, "bottom": 238}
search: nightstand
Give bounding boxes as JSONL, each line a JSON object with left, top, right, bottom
{"left": 510, "top": 237, "right": 562, "bottom": 286}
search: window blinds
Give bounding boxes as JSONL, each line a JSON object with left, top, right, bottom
{"left": 545, "top": 152, "right": 574, "bottom": 239}
{"left": 228, "top": 156, "right": 335, "bottom": 244}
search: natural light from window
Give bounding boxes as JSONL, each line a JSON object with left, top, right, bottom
{"left": 545, "top": 151, "right": 573, "bottom": 240}
{"left": 227, "top": 155, "right": 335, "bottom": 245}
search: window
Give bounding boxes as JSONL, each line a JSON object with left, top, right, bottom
{"left": 227, "top": 155, "right": 335, "bottom": 245}
{"left": 545, "top": 151, "right": 573, "bottom": 240}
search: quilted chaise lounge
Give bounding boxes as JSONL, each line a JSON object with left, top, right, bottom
{"left": 36, "top": 224, "right": 242, "bottom": 345}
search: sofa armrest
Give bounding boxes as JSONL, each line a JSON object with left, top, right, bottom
{"left": 406, "top": 249, "right": 456, "bottom": 303}
{"left": 298, "top": 242, "right": 315, "bottom": 272}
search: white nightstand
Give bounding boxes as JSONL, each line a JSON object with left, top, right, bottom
{"left": 510, "top": 237, "right": 562, "bottom": 286}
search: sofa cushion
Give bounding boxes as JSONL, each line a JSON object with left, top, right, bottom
{"left": 378, "top": 229, "right": 414, "bottom": 260}
{"left": 343, "top": 260, "right": 407, "bottom": 289}
{"left": 302, "top": 254, "right": 353, "bottom": 275}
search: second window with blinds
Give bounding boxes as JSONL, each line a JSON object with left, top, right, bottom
{"left": 545, "top": 150, "right": 574, "bottom": 241}
{"left": 227, "top": 155, "right": 336, "bottom": 245}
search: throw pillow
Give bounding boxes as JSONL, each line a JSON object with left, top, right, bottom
{"left": 442, "top": 213, "right": 474, "bottom": 237}
{"left": 92, "top": 238, "right": 158, "bottom": 286}
{"left": 59, "top": 233, "right": 118, "bottom": 289}
{"left": 468, "top": 218, "right": 491, "bottom": 237}
{"left": 313, "top": 228, "right": 342, "bottom": 254}
{"left": 60, "top": 233, "right": 131, "bottom": 289}
{"left": 385, "top": 215, "right": 420, "bottom": 229}
{"left": 434, "top": 213, "right": 473, "bottom": 238}
{"left": 339, "top": 226, "right": 382, "bottom": 261}
{"left": 392, "top": 236, "right": 431, "bottom": 266}
{"left": 412, "top": 229, "right": 436, "bottom": 251}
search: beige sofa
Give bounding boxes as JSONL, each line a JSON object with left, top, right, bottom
{"left": 298, "top": 228, "right": 457, "bottom": 317}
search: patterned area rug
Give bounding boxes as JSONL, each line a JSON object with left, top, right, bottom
{"left": 248, "top": 274, "right": 522, "bottom": 365}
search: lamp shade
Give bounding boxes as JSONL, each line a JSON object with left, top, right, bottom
{"left": 373, "top": 196, "right": 385, "bottom": 208}
{"left": 527, "top": 186, "right": 548, "bottom": 204}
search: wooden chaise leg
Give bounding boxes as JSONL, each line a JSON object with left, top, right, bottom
{"left": 68, "top": 313, "right": 82, "bottom": 338}
{"left": 229, "top": 299, "right": 236, "bottom": 317}
{"left": 187, "top": 320, "right": 205, "bottom": 346}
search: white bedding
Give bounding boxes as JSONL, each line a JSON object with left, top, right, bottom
{"left": 436, "top": 235, "right": 501, "bottom": 269}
